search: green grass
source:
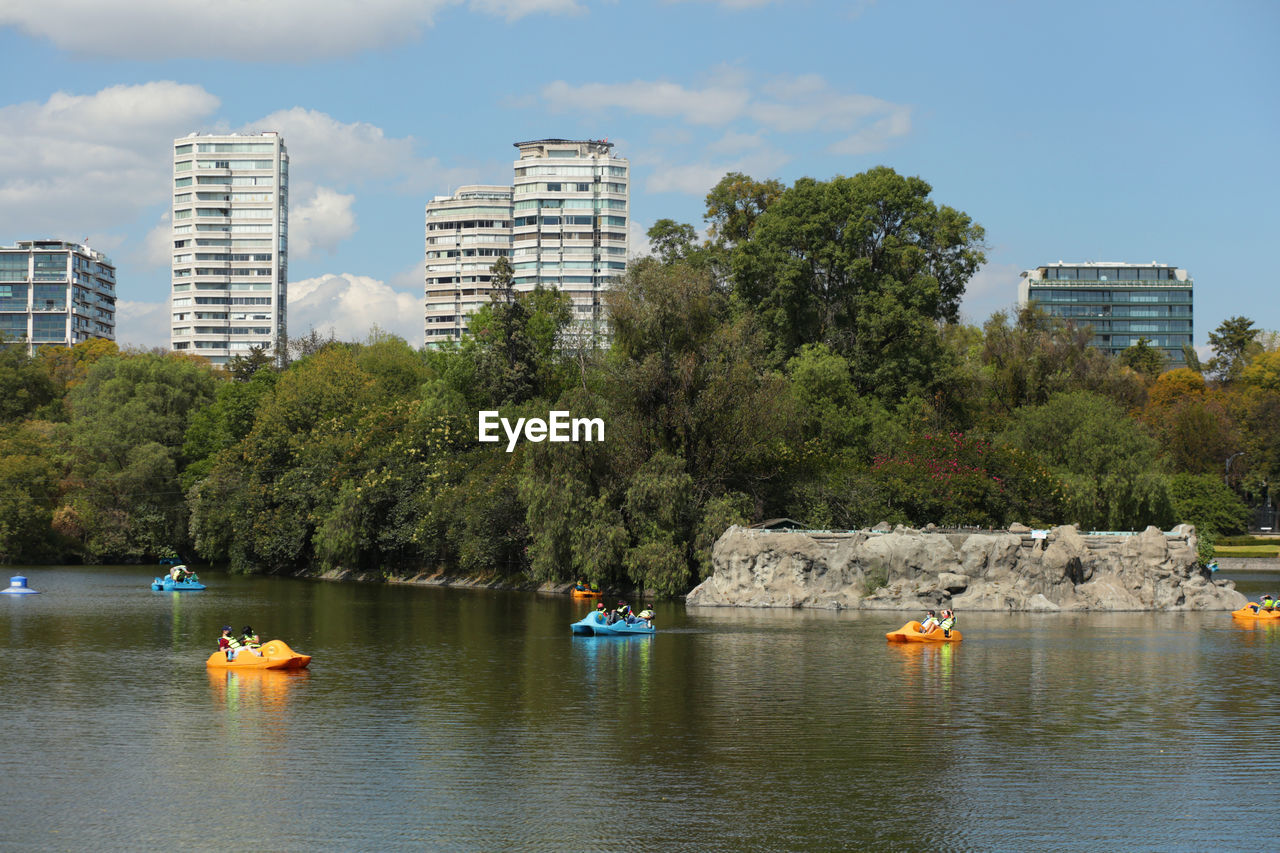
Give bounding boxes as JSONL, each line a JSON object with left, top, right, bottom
{"left": 1214, "top": 544, "right": 1280, "bottom": 558}
{"left": 1218, "top": 535, "right": 1280, "bottom": 547}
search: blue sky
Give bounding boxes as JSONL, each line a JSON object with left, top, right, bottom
{"left": 1, "top": 0, "right": 1276, "bottom": 350}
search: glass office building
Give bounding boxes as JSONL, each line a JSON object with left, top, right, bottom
{"left": 1018, "top": 262, "right": 1193, "bottom": 365}
{"left": 0, "top": 240, "right": 116, "bottom": 353}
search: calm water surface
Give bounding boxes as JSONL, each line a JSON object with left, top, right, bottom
{"left": 2, "top": 566, "right": 1279, "bottom": 852}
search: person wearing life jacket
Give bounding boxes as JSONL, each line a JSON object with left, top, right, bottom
{"left": 240, "top": 626, "right": 264, "bottom": 656}
{"left": 939, "top": 609, "right": 957, "bottom": 638}
{"left": 611, "top": 601, "right": 631, "bottom": 625}
{"left": 219, "top": 626, "right": 242, "bottom": 660}
{"left": 1262, "top": 594, "right": 1276, "bottom": 611}
{"left": 637, "top": 609, "right": 654, "bottom": 628}
{"left": 919, "top": 610, "right": 939, "bottom": 634}
{"left": 594, "top": 602, "right": 607, "bottom": 622}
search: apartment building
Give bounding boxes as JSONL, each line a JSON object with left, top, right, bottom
{"left": 424, "top": 138, "right": 628, "bottom": 344}
{"left": 424, "top": 185, "right": 513, "bottom": 344}
{"left": 0, "top": 240, "right": 116, "bottom": 353}
{"left": 170, "top": 132, "right": 288, "bottom": 366}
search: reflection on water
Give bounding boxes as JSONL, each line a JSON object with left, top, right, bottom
{"left": 1, "top": 566, "right": 1278, "bottom": 851}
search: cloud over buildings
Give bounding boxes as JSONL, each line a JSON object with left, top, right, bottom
{"left": 288, "top": 273, "right": 423, "bottom": 346}
{"left": 0, "top": 0, "right": 582, "bottom": 61}
{"left": 539, "top": 69, "right": 911, "bottom": 199}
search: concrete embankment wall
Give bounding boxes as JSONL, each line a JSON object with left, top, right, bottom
{"left": 686, "top": 523, "right": 1247, "bottom": 612}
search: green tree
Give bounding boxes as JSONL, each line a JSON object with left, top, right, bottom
{"left": 704, "top": 171, "right": 784, "bottom": 248}
{"left": 57, "top": 352, "right": 218, "bottom": 560}
{"left": 226, "top": 345, "right": 275, "bottom": 381}
{"left": 467, "top": 257, "right": 573, "bottom": 406}
{"left": 1168, "top": 472, "right": 1250, "bottom": 539}
{"left": 979, "top": 305, "right": 1122, "bottom": 415}
{"left": 0, "top": 424, "right": 61, "bottom": 562}
{"left": 731, "top": 168, "right": 986, "bottom": 400}
{"left": 869, "top": 432, "right": 1062, "bottom": 528}
{"left": 647, "top": 219, "right": 699, "bottom": 264}
{"left": 181, "top": 367, "right": 277, "bottom": 489}
{"left": 1117, "top": 337, "right": 1166, "bottom": 378}
{"left": 997, "top": 390, "right": 1172, "bottom": 530}
{"left": 0, "top": 339, "right": 56, "bottom": 422}
{"left": 1207, "top": 316, "right": 1260, "bottom": 383}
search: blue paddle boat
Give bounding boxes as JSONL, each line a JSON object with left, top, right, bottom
{"left": 151, "top": 574, "right": 205, "bottom": 591}
{"left": 571, "top": 611, "right": 654, "bottom": 636}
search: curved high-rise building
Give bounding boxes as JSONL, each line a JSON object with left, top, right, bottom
{"left": 424, "top": 138, "right": 628, "bottom": 345}
{"left": 424, "top": 185, "right": 513, "bottom": 344}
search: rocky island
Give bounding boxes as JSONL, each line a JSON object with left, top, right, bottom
{"left": 687, "top": 523, "right": 1247, "bottom": 611}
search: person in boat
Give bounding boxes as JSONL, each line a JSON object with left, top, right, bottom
{"left": 240, "top": 626, "right": 263, "bottom": 655}
{"left": 938, "top": 609, "right": 957, "bottom": 638}
{"left": 1259, "top": 594, "right": 1276, "bottom": 612}
{"left": 594, "top": 602, "right": 607, "bottom": 621}
{"left": 610, "top": 600, "right": 632, "bottom": 625}
{"left": 574, "top": 580, "right": 588, "bottom": 592}
{"left": 637, "top": 609, "right": 654, "bottom": 628}
{"left": 219, "top": 626, "right": 242, "bottom": 660}
{"left": 919, "top": 610, "right": 940, "bottom": 634}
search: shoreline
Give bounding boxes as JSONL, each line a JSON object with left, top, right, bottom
{"left": 1215, "top": 557, "right": 1279, "bottom": 573}
{"left": 307, "top": 567, "right": 618, "bottom": 597}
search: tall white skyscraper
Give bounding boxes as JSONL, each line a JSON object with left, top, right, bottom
{"left": 424, "top": 138, "right": 628, "bottom": 344}
{"left": 0, "top": 240, "right": 116, "bottom": 354}
{"left": 424, "top": 185, "right": 513, "bottom": 344}
{"left": 170, "top": 132, "right": 288, "bottom": 366}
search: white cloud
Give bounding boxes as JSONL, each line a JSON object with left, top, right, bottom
{"left": 707, "top": 130, "right": 768, "bottom": 155}
{"left": 828, "top": 109, "right": 912, "bottom": 156}
{"left": 471, "top": 0, "right": 584, "bottom": 19}
{"left": 289, "top": 187, "right": 358, "bottom": 258}
{"left": 0, "top": 82, "right": 220, "bottom": 237}
{"left": 538, "top": 70, "right": 911, "bottom": 195}
{"left": 113, "top": 299, "right": 171, "bottom": 350}
{"left": 540, "top": 71, "right": 910, "bottom": 142}
{"left": 628, "top": 218, "right": 652, "bottom": 260}
{"left": 248, "top": 108, "right": 418, "bottom": 186}
{"left": 246, "top": 107, "right": 483, "bottom": 196}
{"left": 643, "top": 146, "right": 790, "bottom": 196}
{"left": 541, "top": 79, "right": 752, "bottom": 126}
{"left": 0, "top": 1, "right": 581, "bottom": 61}
{"left": 391, "top": 260, "right": 426, "bottom": 292}
{"left": 958, "top": 262, "right": 1023, "bottom": 325}
{"left": 289, "top": 273, "right": 423, "bottom": 345}
{"left": 142, "top": 214, "right": 173, "bottom": 269}
{"left": 664, "top": 0, "right": 782, "bottom": 7}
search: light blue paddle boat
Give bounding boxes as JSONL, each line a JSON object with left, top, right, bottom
{"left": 571, "top": 611, "right": 654, "bottom": 636}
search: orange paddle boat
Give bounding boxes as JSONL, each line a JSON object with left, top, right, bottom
{"left": 886, "top": 620, "right": 962, "bottom": 643}
{"left": 206, "top": 639, "right": 312, "bottom": 670}
{"left": 1231, "top": 604, "right": 1280, "bottom": 620}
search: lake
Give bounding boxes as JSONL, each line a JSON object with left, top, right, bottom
{"left": 2, "top": 566, "right": 1278, "bottom": 852}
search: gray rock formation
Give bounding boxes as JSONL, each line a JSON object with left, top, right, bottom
{"left": 686, "top": 523, "right": 1247, "bottom": 611}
